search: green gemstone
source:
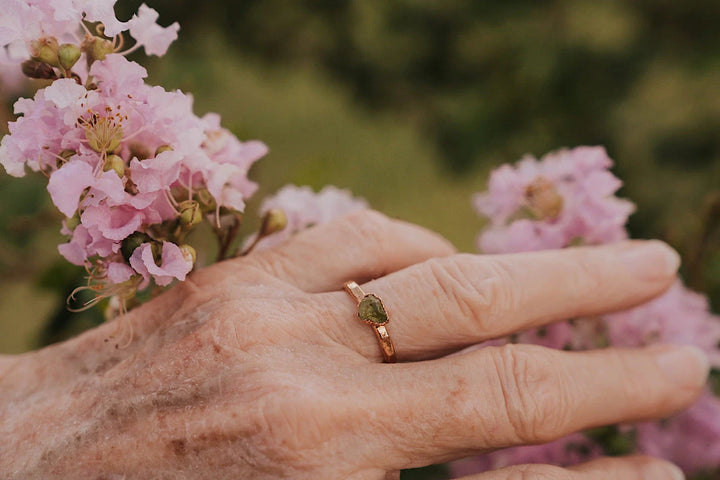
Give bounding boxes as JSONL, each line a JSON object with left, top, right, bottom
{"left": 358, "top": 294, "right": 388, "bottom": 326}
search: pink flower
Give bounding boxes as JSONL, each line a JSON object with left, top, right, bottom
{"left": 58, "top": 223, "right": 113, "bottom": 265}
{"left": 0, "top": 0, "right": 178, "bottom": 66}
{"left": 515, "top": 322, "right": 574, "bottom": 350}
{"left": 89, "top": 53, "right": 147, "bottom": 94}
{"left": 636, "top": 392, "right": 720, "bottom": 473}
{"left": 474, "top": 145, "right": 720, "bottom": 475}
{"left": 450, "top": 434, "right": 601, "bottom": 476}
{"left": 81, "top": 205, "right": 143, "bottom": 242}
{"left": 106, "top": 262, "right": 134, "bottom": 284}
{"left": 47, "top": 159, "right": 94, "bottom": 216}
{"left": 606, "top": 281, "right": 720, "bottom": 368}
{"left": 2, "top": 51, "right": 266, "bottom": 288}
{"left": 129, "top": 150, "right": 182, "bottom": 193}
{"left": 200, "top": 114, "right": 267, "bottom": 209}
{"left": 474, "top": 146, "right": 634, "bottom": 253}
{"left": 251, "top": 184, "right": 369, "bottom": 251}
{"left": 127, "top": 4, "right": 179, "bottom": 57}
{"left": 81, "top": 0, "right": 128, "bottom": 37}
{"left": 129, "top": 242, "right": 193, "bottom": 287}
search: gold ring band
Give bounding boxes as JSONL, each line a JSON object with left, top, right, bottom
{"left": 344, "top": 281, "right": 397, "bottom": 363}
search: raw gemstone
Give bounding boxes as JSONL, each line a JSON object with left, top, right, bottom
{"left": 358, "top": 294, "right": 389, "bottom": 326}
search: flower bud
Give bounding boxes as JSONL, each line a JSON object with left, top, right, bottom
{"left": 155, "top": 145, "right": 173, "bottom": 155}
{"left": 121, "top": 232, "right": 151, "bottom": 261}
{"left": 259, "top": 208, "right": 288, "bottom": 237}
{"left": 82, "top": 35, "right": 114, "bottom": 63}
{"left": 196, "top": 188, "right": 217, "bottom": 211}
{"left": 103, "top": 154, "right": 125, "bottom": 177}
{"left": 525, "top": 177, "right": 564, "bottom": 220}
{"left": 30, "top": 37, "right": 60, "bottom": 67}
{"left": 178, "top": 200, "right": 202, "bottom": 227}
{"left": 21, "top": 59, "right": 57, "bottom": 79}
{"left": 58, "top": 43, "right": 82, "bottom": 70}
{"left": 179, "top": 244, "right": 197, "bottom": 265}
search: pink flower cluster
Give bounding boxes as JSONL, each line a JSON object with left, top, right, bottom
{"left": 607, "top": 281, "right": 720, "bottom": 368}
{"left": 451, "top": 434, "right": 601, "bottom": 476}
{"left": 0, "top": 1, "right": 267, "bottom": 302}
{"left": 0, "top": 0, "right": 179, "bottom": 64}
{"left": 636, "top": 391, "right": 720, "bottom": 472}
{"left": 474, "top": 146, "right": 635, "bottom": 254}
{"left": 456, "top": 146, "right": 720, "bottom": 477}
{"left": 251, "top": 184, "right": 368, "bottom": 251}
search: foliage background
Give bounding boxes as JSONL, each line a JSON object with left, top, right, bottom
{"left": 2, "top": 1, "right": 720, "bottom": 478}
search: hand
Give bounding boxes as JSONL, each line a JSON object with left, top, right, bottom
{"left": 0, "top": 211, "right": 706, "bottom": 479}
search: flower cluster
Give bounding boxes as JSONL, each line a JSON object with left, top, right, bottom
{"left": 451, "top": 434, "right": 601, "bottom": 476}
{"left": 0, "top": 2, "right": 266, "bottom": 308}
{"left": 457, "top": 146, "right": 720, "bottom": 477}
{"left": 0, "top": 1, "right": 179, "bottom": 68}
{"left": 474, "top": 146, "right": 635, "bottom": 254}
{"left": 249, "top": 184, "right": 368, "bottom": 251}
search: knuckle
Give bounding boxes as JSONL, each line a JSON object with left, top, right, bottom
{"left": 481, "top": 257, "right": 522, "bottom": 320}
{"left": 341, "top": 209, "right": 392, "bottom": 248}
{"left": 238, "top": 373, "right": 333, "bottom": 464}
{"left": 426, "top": 255, "right": 482, "bottom": 321}
{"left": 490, "top": 345, "right": 572, "bottom": 443}
{"left": 424, "top": 254, "right": 517, "bottom": 334}
{"left": 343, "top": 208, "right": 390, "bottom": 229}
{"left": 246, "top": 244, "right": 298, "bottom": 281}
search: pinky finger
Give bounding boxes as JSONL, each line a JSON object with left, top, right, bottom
{"left": 457, "top": 456, "right": 684, "bottom": 480}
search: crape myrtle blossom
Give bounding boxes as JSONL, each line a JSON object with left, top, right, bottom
{"left": 0, "top": 52, "right": 267, "bottom": 300}
{"left": 0, "top": 0, "right": 179, "bottom": 68}
{"left": 636, "top": 391, "right": 720, "bottom": 472}
{"left": 249, "top": 184, "right": 369, "bottom": 251}
{"left": 474, "top": 146, "right": 635, "bottom": 254}
{"left": 607, "top": 281, "right": 720, "bottom": 369}
{"left": 457, "top": 146, "right": 720, "bottom": 478}
{"left": 451, "top": 434, "right": 601, "bottom": 476}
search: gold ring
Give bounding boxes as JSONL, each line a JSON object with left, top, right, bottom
{"left": 343, "top": 281, "right": 397, "bottom": 363}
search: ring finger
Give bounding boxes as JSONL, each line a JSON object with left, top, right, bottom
{"left": 321, "top": 241, "right": 679, "bottom": 361}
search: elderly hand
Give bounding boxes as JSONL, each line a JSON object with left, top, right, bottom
{"left": 0, "top": 211, "right": 706, "bottom": 479}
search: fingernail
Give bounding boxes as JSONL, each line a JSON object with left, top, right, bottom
{"left": 643, "top": 461, "right": 685, "bottom": 480}
{"left": 655, "top": 345, "right": 710, "bottom": 388}
{"left": 617, "top": 240, "right": 680, "bottom": 280}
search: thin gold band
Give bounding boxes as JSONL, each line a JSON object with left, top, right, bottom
{"left": 344, "top": 281, "right": 397, "bottom": 363}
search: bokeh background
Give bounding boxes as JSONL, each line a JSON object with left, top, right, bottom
{"left": 2, "top": 2, "right": 720, "bottom": 477}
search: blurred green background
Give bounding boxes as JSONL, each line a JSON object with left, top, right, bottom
{"left": 1, "top": 4, "right": 720, "bottom": 476}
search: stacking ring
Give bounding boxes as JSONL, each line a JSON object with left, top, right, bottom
{"left": 343, "top": 281, "right": 397, "bottom": 363}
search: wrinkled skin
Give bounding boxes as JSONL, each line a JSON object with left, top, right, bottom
{"left": 0, "top": 211, "right": 707, "bottom": 479}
